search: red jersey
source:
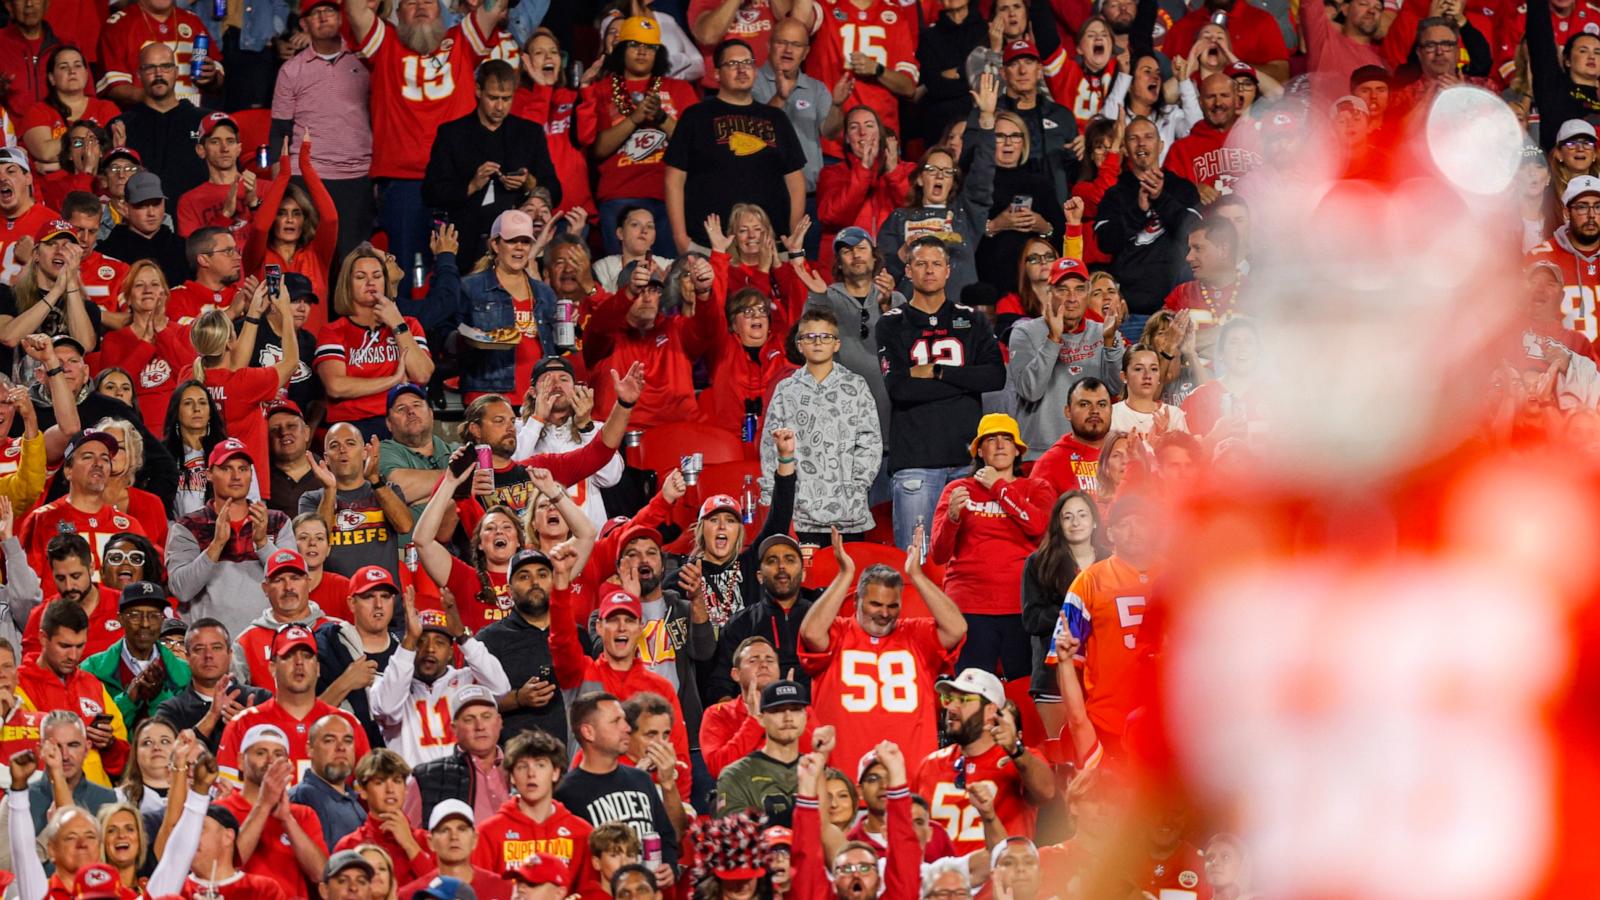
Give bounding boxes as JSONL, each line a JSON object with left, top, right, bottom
{"left": 1529, "top": 235, "right": 1600, "bottom": 340}
{"left": 333, "top": 819, "right": 437, "bottom": 887}
{"left": 18, "top": 499, "right": 145, "bottom": 583}
{"left": 1045, "top": 58, "right": 1117, "bottom": 129}
{"left": 309, "top": 571, "right": 353, "bottom": 621}
{"left": 234, "top": 617, "right": 333, "bottom": 688}
{"left": 46, "top": 0, "right": 110, "bottom": 65}
{"left": 472, "top": 798, "right": 592, "bottom": 884}
{"left": 21, "top": 585, "right": 124, "bottom": 661}
{"left": 77, "top": 251, "right": 130, "bottom": 314}
{"left": 0, "top": 204, "right": 57, "bottom": 286}
{"left": 799, "top": 616, "right": 958, "bottom": 775}
{"left": 1163, "top": 2, "right": 1288, "bottom": 68}
{"left": 182, "top": 873, "right": 292, "bottom": 900}
{"left": 356, "top": 18, "right": 490, "bottom": 180}
{"left": 203, "top": 364, "right": 281, "bottom": 497}
{"left": 216, "top": 790, "right": 329, "bottom": 900}
{"left": 443, "top": 556, "right": 512, "bottom": 631}
{"left": 168, "top": 279, "right": 238, "bottom": 323}
{"left": 1028, "top": 434, "right": 1101, "bottom": 495}
{"left": 929, "top": 475, "right": 1054, "bottom": 616}
{"left": 574, "top": 75, "right": 699, "bottom": 202}
{"left": 97, "top": 5, "right": 219, "bottom": 104}
{"left": 216, "top": 698, "right": 371, "bottom": 783}
{"left": 1140, "top": 842, "right": 1212, "bottom": 900}
{"left": 806, "top": 0, "right": 919, "bottom": 158}
{"left": 1164, "top": 121, "right": 1261, "bottom": 194}
{"left": 0, "top": 705, "right": 42, "bottom": 768}
{"left": 912, "top": 742, "right": 1036, "bottom": 855}
{"left": 314, "top": 315, "right": 430, "bottom": 423}
{"left": 511, "top": 85, "right": 593, "bottom": 217}
{"left": 177, "top": 181, "right": 251, "bottom": 238}
{"left": 1161, "top": 277, "right": 1242, "bottom": 328}
{"left": 1066, "top": 556, "right": 1152, "bottom": 737}
{"left": 88, "top": 323, "right": 196, "bottom": 434}
{"left": 0, "top": 436, "right": 18, "bottom": 478}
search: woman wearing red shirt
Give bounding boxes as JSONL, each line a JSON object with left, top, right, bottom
{"left": 242, "top": 138, "right": 339, "bottom": 329}
{"left": 94, "top": 416, "right": 170, "bottom": 550}
{"left": 816, "top": 107, "right": 914, "bottom": 273}
{"left": 87, "top": 260, "right": 196, "bottom": 433}
{"left": 1070, "top": 116, "right": 1124, "bottom": 265}
{"left": 314, "top": 245, "right": 434, "bottom": 435}
{"left": 707, "top": 205, "right": 816, "bottom": 325}
{"left": 190, "top": 284, "right": 299, "bottom": 498}
{"left": 695, "top": 278, "right": 796, "bottom": 446}
{"left": 929, "top": 413, "right": 1055, "bottom": 680}
{"left": 514, "top": 28, "right": 595, "bottom": 221}
{"left": 37, "top": 121, "right": 103, "bottom": 210}
{"left": 19, "top": 45, "right": 120, "bottom": 170}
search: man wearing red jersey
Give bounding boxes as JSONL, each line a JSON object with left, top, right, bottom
{"left": 216, "top": 625, "right": 372, "bottom": 784}
{"left": 1529, "top": 175, "right": 1600, "bottom": 341}
{"left": 561, "top": 588, "right": 692, "bottom": 767}
{"left": 912, "top": 669, "right": 1054, "bottom": 855}
{"left": 98, "top": 0, "right": 222, "bottom": 105}
{"left": 1164, "top": 75, "right": 1259, "bottom": 201}
{"left": 1140, "top": 802, "right": 1212, "bottom": 899}
{"left": 168, "top": 227, "right": 243, "bottom": 323}
{"left": 475, "top": 730, "right": 592, "bottom": 884}
{"left": 20, "top": 533, "right": 124, "bottom": 661}
{"left": 18, "top": 429, "right": 147, "bottom": 579}
{"left": 59, "top": 193, "right": 128, "bottom": 315}
{"left": 1029, "top": 377, "right": 1111, "bottom": 495}
{"left": 1163, "top": 218, "right": 1242, "bottom": 362}
{"left": 232, "top": 549, "right": 336, "bottom": 688}
{"left": 806, "top": 0, "right": 919, "bottom": 159}
{"left": 797, "top": 528, "right": 966, "bottom": 776}
{"left": 16, "top": 599, "right": 130, "bottom": 781}
{"left": 185, "top": 805, "right": 294, "bottom": 900}
{"left": 343, "top": 0, "right": 502, "bottom": 295}
{"left": 213, "top": 723, "right": 331, "bottom": 899}
{"left": 0, "top": 148, "right": 56, "bottom": 287}
{"left": 177, "top": 113, "right": 258, "bottom": 238}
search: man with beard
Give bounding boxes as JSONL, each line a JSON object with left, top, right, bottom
{"left": 301, "top": 422, "right": 413, "bottom": 583}
{"left": 19, "top": 430, "right": 147, "bottom": 581}
{"left": 804, "top": 228, "right": 900, "bottom": 440}
{"left": 267, "top": 400, "right": 320, "bottom": 518}
{"left": 1094, "top": 118, "right": 1201, "bottom": 329}
{"left": 342, "top": 0, "right": 506, "bottom": 296}
{"left": 478, "top": 547, "right": 589, "bottom": 747}
{"left": 513, "top": 358, "right": 622, "bottom": 531}
{"left": 701, "top": 636, "right": 818, "bottom": 777}
{"left": 912, "top": 668, "right": 1054, "bottom": 855}
{"left": 288, "top": 714, "right": 366, "bottom": 848}
{"left": 214, "top": 723, "right": 331, "bottom": 898}
{"left": 372, "top": 581, "right": 511, "bottom": 767}
{"left": 566, "top": 586, "right": 694, "bottom": 770}
{"left": 380, "top": 383, "right": 456, "bottom": 533}
{"left": 17, "top": 601, "right": 130, "bottom": 784}
{"left": 714, "top": 680, "right": 813, "bottom": 823}
{"left": 1165, "top": 74, "right": 1260, "bottom": 201}
{"left": 167, "top": 227, "right": 242, "bottom": 323}
{"left": 1529, "top": 176, "right": 1600, "bottom": 342}
{"left": 21, "top": 534, "right": 121, "bottom": 660}
{"left": 1388, "top": 17, "right": 1493, "bottom": 121}
{"left": 708, "top": 536, "right": 817, "bottom": 702}
{"left": 797, "top": 529, "right": 967, "bottom": 776}
{"left": 609, "top": 527, "right": 710, "bottom": 746}
{"left": 1031, "top": 376, "right": 1112, "bottom": 494}
{"left": 112, "top": 43, "right": 209, "bottom": 205}
{"left": 81, "top": 580, "right": 193, "bottom": 724}
{"left": 1164, "top": 0, "right": 1289, "bottom": 81}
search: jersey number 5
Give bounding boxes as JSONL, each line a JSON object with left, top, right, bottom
{"left": 1115, "top": 596, "right": 1145, "bottom": 650}
{"left": 839, "top": 24, "right": 888, "bottom": 68}
{"left": 840, "top": 649, "right": 918, "bottom": 712}
{"left": 930, "top": 782, "right": 986, "bottom": 842}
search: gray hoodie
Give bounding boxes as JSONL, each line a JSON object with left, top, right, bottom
{"left": 231, "top": 602, "right": 332, "bottom": 687}
{"left": 1008, "top": 316, "right": 1126, "bottom": 460}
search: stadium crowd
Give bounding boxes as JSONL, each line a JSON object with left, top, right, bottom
{"left": 0, "top": 0, "right": 1582, "bottom": 893}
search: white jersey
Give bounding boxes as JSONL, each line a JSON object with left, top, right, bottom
{"left": 369, "top": 640, "right": 511, "bottom": 767}
{"left": 513, "top": 417, "right": 623, "bottom": 530}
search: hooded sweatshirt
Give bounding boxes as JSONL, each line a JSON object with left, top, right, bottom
{"left": 232, "top": 603, "right": 334, "bottom": 688}
{"left": 472, "top": 797, "right": 593, "bottom": 886}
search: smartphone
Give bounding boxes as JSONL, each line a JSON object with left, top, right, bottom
{"left": 448, "top": 446, "right": 475, "bottom": 478}
{"left": 1010, "top": 194, "right": 1033, "bottom": 213}
{"left": 264, "top": 264, "right": 282, "bottom": 297}
{"left": 535, "top": 665, "right": 555, "bottom": 683}
{"left": 93, "top": 714, "right": 113, "bottom": 729}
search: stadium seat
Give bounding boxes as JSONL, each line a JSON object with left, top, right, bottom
{"left": 636, "top": 421, "right": 745, "bottom": 479}
{"left": 229, "top": 108, "right": 273, "bottom": 159}
{"left": 800, "top": 541, "right": 935, "bottom": 618}
{"left": 1005, "top": 676, "right": 1046, "bottom": 744}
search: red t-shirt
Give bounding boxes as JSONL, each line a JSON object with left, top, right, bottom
{"left": 313, "top": 315, "right": 430, "bottom": 423}
{"left": 309, "top": 570, "right": 353, "bottom": 621}
{"left": 472, "top": 798, "right": 592, "bottom": 884}
{"left": 0, "top": 204, "right": 57, "bottom": 285}
{"left": 177, "top": 180, "right": 251, "bottom": 237}
{"left": 1163, "top": 2, "right": 1288, "bottom": 68}
{"left": 511, "top": 85, "right": 593, "bottom": 217}
{"left": 182, "top": 872, "right": 292, "bottom": 900}
{"left": 88, "top": 322, "right": 196, "bottom": 434}
{"left": 574, "top": 75, "right": 699, "bottom": 202}
{"left": 333, "top": 819, "right": 437, "bottom": 888}
{"left": 912, "top": 742, "right": 1037, "bottom": 856}
{"left": 203, "top": 364, "right": 282, "bottom": 497}
{"left": 18, "top": 98, "right": 122, "bottom": 144}
{"left": 443, "top": 556, "right": 512, "bottom": 632}
{"left": 798, "top": 616, "right": 959, "bottom": 776}
{"left": 805, "top": 0, "right": 919, "bottom": 158}
{"left": 168, "top": 279, "right": 239, "bottom": 323}
{"left": 20, "top": 585, "right": 124, "bottom": 661}
{"left": 215, "top": 790, "right": 329, "bottom": 900}
{"left": 216, "top": 698, "right": 372, "bottom": 783}
{"left": 355, "top": 18, "right": 489, "bottom": 179}
{"left": 97, "top": 6, "right": 219, "bottom": 104}
{"left": 686, "top": 0, "right": 777, "bottom": 88}
{"left": 17, "top": 500, "right": 145, "bottom": 585}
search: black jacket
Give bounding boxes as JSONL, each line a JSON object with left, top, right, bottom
{"left": 876, "top": 299, "right": 1007, "bottom": 470}
{"left": 707, "top": 589, "right": 819, "bottom": 703}
{"left": 1528, "top": 0, "right": 1600, "bottom": 149}
{"left": 156, "top": 684, "right": 272, "bottom": 752}
{"left": 477, "top": 609, "right": 588, "bottom": 746}
{"left": 1092, "top": 169, "right": 1201, "bottom": 314}
{"left": 100, "top": 224, "right": 189, "bottom": 289}
{"left": 421, "top": 112, "right": 561, "bottom": 264}
{"left": 412, "top": 746, "right": 477, "bottom": 827}
{"left": 116, "top": 100, "right": 211, "bottom": 208}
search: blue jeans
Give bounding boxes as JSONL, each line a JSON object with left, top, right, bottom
{"left": 1120, "top": 312, "right": 1151, "bottom": 345}
{"left": 598, "top": 197, "right": 676, "bottom": 258}
{"left": 891, "top": 466, "right": 966, "bottom": 550}
{"left": 378, "top": 178, "right": 430, "bottom": 296}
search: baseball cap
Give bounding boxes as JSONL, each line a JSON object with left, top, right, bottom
{"left": 119, "top": 580, "right": 167, "bottom": 612}
{"left": 198, "top": 111, "right": 239, "bottom": 141}
{"left": 52, "top": 334, "right": 86, "bottom": 356}
{"left": 1108, "top": 491, "right": 1153, "bottom": 524}
{"left": 1564, "top": 175, "right": 1600, "bottom": 205}
{"left": 856, "top": 749, "right": 884, "bottom": 782}
{"left": 935, "top": 668, "right": 1006, "bottom": 707}
{"left": 76, "top": 864, "right": 123, "bottom": 900}
{"left": 509, "top": 547, "right": 553, "bottom": 576}
{"left": 299, "top": 0, "right": 338, "bottom": 13}
{"left": 969, "top": 412, "right": 1028, "bottom": 457}
{"left": 65, "top": 428, "right": 119, "bottom": 461}
{"left": 270, "top": 624, "right": 317, "bottom": 659}
{"left": 205, "top": 805, "right": 241, "bottom": 832}
{"left": 208, "top": 436, "right": 252, "bottom": 468}
{"left": 265, "top": 548, "right": 308, "bottom": 579}
{"left": 0, "top": 147, "right": 30, "bottom": 174}
{"left": 1529, "top": 259, "right": 1564, "bottom": 282}
{"left": 757, "top": 534, "right": 800, "bottom": 561}
{"left": 490, "top": 209, "right": 535, "bottom": 242}
{"left": 101, "top": 146, "right": 141, "bottom": 171}
{"left": 762, "top": 826, "right": 793, "bottom": 849}
{"left": 698, "top": 494, "right": 741, "bottom": 520}
{"left": 450, "top": 684, "right": 497, "bottom": 719}
{"left": 1047, "top": 257, "right": 1089, "bottom": 285}
{"left": 349, "top": 565, "right": 398, "bottom": 595}
{"left": 506, "top": 854, "right": 570, "bottom": 886}
{"left": 282, "top": 271, "right": 318, "bottom": 303}
{"left": 1330, "top": 94, "right": 1369, "bottom": 118}
{"left": 1558, "top": 119, "right": 1599, "bottom": 145}
{"left": 759, "top": 679, "right": 808, "bottom": 712}
{"left": 617, "top": 15, "right": 662, "bottom": 45}
{"left": 428, "top": 798, "right": 476, "bottom": 831}
{"left": 1224, "top": 60, "right": 1257, "bottom": 82}
{"left": 596, "top": 589, "right": 642, "bottom": 621}
{"left": 125, "top": 171, "right": 166, "bottom": 205}
{"left": 614, "top": 524, "right": 663, "bottom": 564}
{"left": 1003, "top": 38, "right": 1039, "bottom": 64}
{"left": 618, "top": 258, "right": 665, "bottom": 289}
{"left": 160, "top": 617, "right": 188, "bottom": 638}
{"left": 239, "top": 723, "right": 291, "bottom": 754}
{"left": 833, "top": 226, "right": 874, "bottom": 250}
{"left": 35, "top": 218, "right": 77, "bottom": 245}
{"left": 264, "top": 398, "right": 305, "bottom": 420}
{"left": 417, "top": 878, "right": 477, "bottom": 900}
{"left": 533, "top": 356, "right": 575, "bottom": 382}
{"left": 1348, "top": 64, "right": 1391, "bottom": 90}
{"left": 324, "top": 850, "right": 376, "bottom": 882}
{"left": 418, "top": 609, "right": 454, "bottom": 637}
{"left": 386, "top": 382, "right": 427, "bottom": 411}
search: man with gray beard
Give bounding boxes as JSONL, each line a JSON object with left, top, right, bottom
{"left": 342, "top": 0, "right": 508, "bottom": 296}
{"left": 477, "top": 546, "right": 589, "bottom": 746}
{"left": 289, "top": 714, "right": 367, "bottom": 848}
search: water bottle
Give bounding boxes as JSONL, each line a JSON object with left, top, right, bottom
{"left": 411, "top": 252, "right": 427, "bottom": 293}
{"left": 741, "top": 475, "right": 756, "bottom": 525}
{"left": 190, "top": 33, "right": 209, "bottom": 82}
{"left": 555, "top": 297, "right": 576, "bottom": 350}
{"left": 255, "top": 144, "right": 270, "bottom": 171}
{"left": 741, "top": 411, "right": 757, "bottom": 443}
{"left": 568, "top": 59, "right": 584, "bottom": 90}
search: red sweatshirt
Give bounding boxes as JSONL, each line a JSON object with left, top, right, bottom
{"left": 17, "top": 658, "right": 130, "bottom": 777}
{"left": 579, "top": 277, "right": 725, "bottom": 429}
{"left": 1071, "top": 152, "right": 1123, "bottom": 265}
{"left": 696, "top": 266, "right": 797, "bottom": 440}
{"left": 576, "top": 657, "right": 690, "bottom": 765}
{"left": 1164, "top": 120, "right": 1261, "bottom": 194}
{"left": 816, "top": 158, "right": 914, "bottom": 273}
{"left": 472, "top": 797, "right": 592, "bottom": 886}
{"left": 333, "top": 818, "right": 437, "bottom": 887}
{"left": 929, "top": 476, "right": 1055, "bottom": 616}
{"left": 791, "top": 787, "right": 919, "bottom": 900}
{"left": 1029, "top": 434, "right": 1103, "bottom": 496}
{"left": 698, "top": 697, "right": 816, "bottom": 778}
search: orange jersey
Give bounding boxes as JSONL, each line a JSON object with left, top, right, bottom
{"left": 912, "top": 742, "right": 1037, "bottom": 855}
{"left": 1067, "top": 556, "right": 1153, "bottom": 737}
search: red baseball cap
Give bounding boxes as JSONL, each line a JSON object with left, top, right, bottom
{"left": 208, "top": 437, "right": 252, "bottom": 469}
{"left": 762, "top": 826, "right": 793, "bottom": 849}
{"left": 1225, "top": 60, "right": 1258, "bottom": 82}
{"left": 299, "top": 0, "right": 337, "bottom": 13}
{"left": 1003, "top": 38, "right": 1040, "bottom": 65}
{"left": 271, "top": 624, "right": 317, "bottom": 659}
{"left": 35, "top": 218, "right": 77, "bottom": 244}
{"left": 597, "top": 590, "right": 642, "bottom": 621}
{"left": 264, "top": 548, "right": 307, "bottom": 579}
{"left": 613, "top": 524, "right": 663, "bottom": 564}
{"left": 506, "top": 854, "right": 570, "bottom": 887}
{"left": 264, "top": 398, "right": 304, "bottom": 420}
{"left": 198, "top": 111, "right": 239, "bottom": 140}
{"left": 349, "top": 565, "right": 398, "bottom": 595}
{"left": 698, "top": 494, "right": 741, "bottom": 520}
{"left": 75, "top": 864, "right": 122, "bottom": 900}
{"left": 1048, "top": 257, "right": 1089, "bottom": 285}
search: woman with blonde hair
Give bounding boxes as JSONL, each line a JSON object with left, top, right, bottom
{"left": 97, "top": 802, "right": 150, "bottom": 890}
{"left": 87, "top": 260, "right": 196, "bottom": 432}
{"left": 0, "top": 228, "right": 98, "bottom": 376}
{"left": 92, "top": 416, "right": 169, "bottom": 549}
{"left": 710, "top": 204, "right": 815, "bottom": 323}
{"left": 357, "top": 844, "right": 400, "bottom": 900}
{"left": 977, "top": 110, "right": 1064, "bottom": 296}
{"left": 190, "top": 279, "right": 298, "bottom": 494}
{"left": 315, "top": 244, "right": 434, "bottom": 437}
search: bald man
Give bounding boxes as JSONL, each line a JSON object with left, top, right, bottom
{"left": 299, "top": 422, "right": 414, "bottom": 584}
{"left": 1165, "top": 72, "right": 1261, "bottom": 202}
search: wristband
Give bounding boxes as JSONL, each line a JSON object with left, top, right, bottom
{"left": 244, "top": 315, "right": 264, "bottom": 326}
{"left": 1159, "top": 351, "right": 1175, "bottom": 360}
{"left": 616, "top": 397, "right": 636, "bottom": 409}
{"left": 44, "top": 366, "right": 64, "bottom": 377}
{"left": 777, "top": 456, "right": 796, "bottom": 465}
{"left": 1007, "top": 740, "right": 1025, "bottom": 760}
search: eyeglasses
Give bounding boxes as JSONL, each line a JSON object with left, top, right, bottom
{"left": 1571, "top": 203, "right": 1600, "bottom": 215}
{"left": 923, "top": 165, "right": 957, "bottom": 177}
{"left": 941, "top": 692, "right": 981, "bottom": 705}
{"left": 720, "top": 57, "right": 757, "bottom": 70}
{"left": 201, "top": 245, "right": 241, "bottom": 256}
{"left": 107, "top": 163, "right": 138, "bottom": 175}
{"left": 1025, "top": 252, "right": 1057, "bottom": 265}
{"left": 835, "top": 863, "right": 875, "bottom": 875}
{"left": 734, "top": 306, "right": 769, "bottom": 318}
{"left": 104, "top": 549, "right": 147, "bottom": 566}
{"left": 71, "top": 136, "right": 100, "bottom": 148}
{"left": 122, "top": 608, "right": 164, "bottom": 624}
{"left": 1562, "top": 138, "right": 1597, "bottom": 149}
{"left": 1418, "top": 39, "right": 1459, "bottom": 52}
{"left": 798, "top": 332, "right": 838, "bottom": 344}
{"left": 858, "top": 772, "right": 883, "bottom": 784}
{"left": 139, "top": 62, "right": 177, "bottom": 72}
{"left": 994, "top": 132, "right": 1025, "bottom": 143}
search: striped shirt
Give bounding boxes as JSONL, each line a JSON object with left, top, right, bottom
{"left": 271, "top": 46, "right": 373, "bottom": 180}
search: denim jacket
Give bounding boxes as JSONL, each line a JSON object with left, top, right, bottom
{"left": 457, "top": 267, "right": 556, "bottom": 394}
{"left": 180, "top": 0, "right": 288, "bottom": 53}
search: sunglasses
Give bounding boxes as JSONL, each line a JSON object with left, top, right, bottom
{"left": 105, "top": 549, "right": 147, "bottom": 566}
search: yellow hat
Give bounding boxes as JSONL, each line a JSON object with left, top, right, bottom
{"left": 969, "top": 413, "right": 1027, "bottom": 456}
{"left": 617, "top": 15, "right": 662, "bottom": 46}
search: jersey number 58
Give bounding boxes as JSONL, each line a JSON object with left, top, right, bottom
{"left": 840, "top": 649, "right": 918, "bottom": 712}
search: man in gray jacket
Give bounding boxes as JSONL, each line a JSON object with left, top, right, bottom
{"left": 1008, "top": 258, "right": 1125, "bottom": 459}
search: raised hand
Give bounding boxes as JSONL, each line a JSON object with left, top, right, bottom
{"left": 612, "top": 361, "right": 646, "bottom": 406}
{"left": 971, "top": 71, "right": 1001, "bottom": 119}
{"left": 9, "top": 749, "right": 36, "bottom": 791}
{"left": 781, "top": 216, "right": 812, "bottom": 256}
{"left": 661, "top": 468, "right": 688, "bottom": 503}
{"left": 704, "top": 213, "right": 733, "bottom": 255}
{"left": 832, "top": 526, "right": 854, "bottom": 572}
{"left": 772, "top": 427, "right": 797, "bottom": 459}
{"left": 430, "top": 221, "right": 460, "bottom": 257}
{"left": 308, "top": 452, "right": 336, "bottom": 489}
{"left": 1063, "top": 196, "right": 1085, "bottom": 227}
{"left": 811, "top": 725, "right": 836, "bottom": 757}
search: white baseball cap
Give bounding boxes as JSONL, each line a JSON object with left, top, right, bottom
{"left": 935, "top": 669, "right": 1006, "bottom": 707}
{"left": 1564, "top": 174, "right": 1600, "bottom": 205}
{"left": 240, "top": 724, "right": 291, "bottom": 754}
{"left": 1557, "top": 119, "right": 1599, "bottom": 145}
{"left": 428, "top": 798, "right": 475, "bottom": 831}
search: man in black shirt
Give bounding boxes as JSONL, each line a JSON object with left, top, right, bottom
{"left": 155, "top": 617, "right": 271, "bottom": 752}
{"left": 663, "top": 38, "right": 806, "bottom": 252}
{"left": 478, "top": 548, "right": 580, "bottom": 746}
{"left": 239, "top": 273, "right": 322, "bottom": 422}
{"left": 113, "top": 42, "right": 210, "bottom": 207}
{"left": 554, "top": 692, "right": 680, "bottom": 876}
{"left": 422, "top": 60, "right": 561, "bottom": 265}
{"left": 98, "top": 172, "right": 189, "bottom": 286}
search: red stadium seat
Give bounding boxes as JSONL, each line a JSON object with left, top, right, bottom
{"left": 863, "top": 503, "right": 896, "bottom": 545}
{"left": 800, "top": 541, "right": 936, "bottom": 618}
{"left": 1006, "top": 676, "right": 1046, "bottom": 744}
{"left": 636, "top": 422, "right": 745, "bottom": 478}
{"left": 692, "top": 460, "right": 763, "bottom": 506}
{"left": 228, "top": 108, "right": 273, "bottom": 158}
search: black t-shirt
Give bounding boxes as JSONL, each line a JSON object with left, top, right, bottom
{"left": 662, "top": 96, "right": 806, "bottom": 248}
{"left": 554, "top": 765, "right": 680, "bottom": 868}
{"left": 0, "top": 285, "right": 103, "bottom": 382}
{"left": 236, "top": 318, "right": 322, "bottom": 414}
